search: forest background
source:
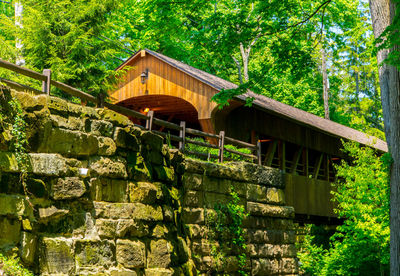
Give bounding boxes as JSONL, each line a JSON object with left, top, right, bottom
{"left": 0, "top": 0, "right": 391, "bottom": 275}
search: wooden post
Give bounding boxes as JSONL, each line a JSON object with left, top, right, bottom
{"left": 218, "top": 131, "right": 225, "bottom": 163}
{"left": 257, "top": 140, "right": 262, "bottom": 166}
{"left": 97, "top": 93, "right": 105, "bottom": 108}
{"left": 264, "top": 140, "right": 278, "bottom": 167}
{"left": 42, "top": 69, "right": 51, "bottom": 95}
{"left": 313, "top": 153, "right": 324, "bottom": 179}
{"left": 279, "top": 141, "right": 286, "bottom": 172}
{"left": 326, "top": 155, "right": 330, "bottom": 181}
{"left": 291, "top": 146, "right": 303, "bottom": 174}
{"left": 303, "top": 148, "right": 309, "bottom": 177}
{"left": 146, "top": 110, "right": 154, "bottom": 131}
{"left": 179, "top": 121, "right": 186, "bottom": 152}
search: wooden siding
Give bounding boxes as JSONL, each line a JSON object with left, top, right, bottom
{"left": 284, "top": 174, "right": 336, "bottom": 218}
{"left": 110, "top": 53, "right": 219, "bottom": 120}
{"left": 215, "top": 105, "right": 345, "bottom": 157}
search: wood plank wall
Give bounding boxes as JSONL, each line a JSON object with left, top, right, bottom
{"left": 110, "top": 54, "right": 219, "bottom": 120}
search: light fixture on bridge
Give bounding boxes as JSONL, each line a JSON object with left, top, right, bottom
{"left": 143, "top": 107, "right": 150, "bottom": 113}
{"left": 141, "top": 69, "right": 149, "bottom": 84}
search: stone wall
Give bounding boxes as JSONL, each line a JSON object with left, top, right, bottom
{"left": 0, "top": 90, "right": 298, "bottom": 275}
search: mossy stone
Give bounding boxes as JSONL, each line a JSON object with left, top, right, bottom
{"left": 40, "top": 237, "right": 75, "bottom": 275}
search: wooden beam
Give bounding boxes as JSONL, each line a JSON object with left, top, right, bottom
{"left": 279, "top": 141, "right": 286, "bottom": 172}
{"left": 264, "top": 140, "right": 278, "bottom": 167}
{"left": 303, "top": 148, "right": 309, "bottom": 177}
{"left": 141, "top": 50, "right": 146, "bottom": 57}
{"left": 291, "top": 146, "right": 303, "bottom": 174}
{"left": 325, "top": 154, "right": 330, "bottom": 181}
{"left": 159, "top": 114, "right": 174, "bottom": 132}
{"left": 313, "top": 153, "right": 324, "bottom": 179}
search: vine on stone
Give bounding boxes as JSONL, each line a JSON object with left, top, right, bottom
{"left": 206, "top": 187, "right": 249, "bottom": 275}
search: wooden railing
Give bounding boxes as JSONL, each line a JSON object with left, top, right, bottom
{"left": 0, "top": 59, "right": 262, "bottom": 164}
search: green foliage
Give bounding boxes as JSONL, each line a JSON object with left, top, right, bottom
{"left": 0, "top": 253, "right": 33, "bottom": 276}
{"left": 206, "top": 188, "right": 249, "bottom": 275}
{"left": 185, "top": 137, "right": 253, "bottom": 162}
{"left": 298, "top": 141, "right": 390, "bottom": 275}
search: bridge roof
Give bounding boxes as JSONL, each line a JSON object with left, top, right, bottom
{"left": 117, "top": 49, "right": 388, "bottom": 152}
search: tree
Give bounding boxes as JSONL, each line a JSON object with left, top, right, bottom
{"left": 1, "top": 0, "right": 126, "bottom": 97}
{"left": 368, "top": 0, "right": 400, "bottom": 274}
{"left": 298, "top": 142, "right": 390, "bottom": 276}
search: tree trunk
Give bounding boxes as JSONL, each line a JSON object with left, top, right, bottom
{"left": 321, "top": 47, "right": 330, "bottom": 119}
{"left": 232, "top": 56, "right": 243, "bottom": 84}
{"left": 15, "top": 1, "right": 25, "bottom": 66}
{"left": 369, "top": 0, "right": 400, "bottom": 275}
{"left": 240, "top": 42, "right": 250, "bottom": 82}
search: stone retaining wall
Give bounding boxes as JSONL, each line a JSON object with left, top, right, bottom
{"left": 0, "top": 90, "right": 298, "bottom": 275}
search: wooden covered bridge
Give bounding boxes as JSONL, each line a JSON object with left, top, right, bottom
{"left": 110, "top": 49, "right": 387, "bottom": 224}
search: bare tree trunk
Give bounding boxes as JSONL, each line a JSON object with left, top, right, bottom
{"left": 321, "top": 47, "right": 330, "bottom": 119}
{"left": 232, "top": 56, "right": 243, "bottom": 84}
{"left": 240, "top": 43, "right": 250, "bottom": 82}
{"left": 369, "top": 0, "right": 400, "bottom": 275}
{"left": 15, "top": 1, "right": 24, "bottom": 66}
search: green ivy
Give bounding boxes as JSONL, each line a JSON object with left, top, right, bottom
{"left": 0, "top": 87, "right": 30, "bottom": 195}
{"left": 0, "top": 253, "right": 34, "bottom": 276}
{"left": 206, "top": 187, "right": 249, "bottom": 275}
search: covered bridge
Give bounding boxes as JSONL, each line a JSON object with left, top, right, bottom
{"left": 110, "top": 49, "right": 387, "bottom": 223}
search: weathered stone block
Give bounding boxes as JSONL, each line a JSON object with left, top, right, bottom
{"left": 89, "top": 156, "right": 128, "bottom": 178}
{"left": 68, "top": 102, "right": 100, "bottom": 119}
{"left": 0, "top": 193, "right": 33, "bottom": 218}
{"left": 141, "top": 131, "right": 163, "bottom": 152}
{"left": 244, "top": 216, "right": 294, "bottom": 230}
{"left": 51, "top": 177, "right": 86, "bottom": 200}
{"left": 90, "top": 178, "right": 129, "bottom": 202}
{"left": 98, "top": 136, "right": 117, "bottom": 156}
{"left": 186, "top": 224, "right": 208, "bottom": 239}
{"left": 182, "top": 208, "right": 204, "bottom": 224}
{"left": 97, "top": 109, "right": 132, "bottom": 127}
{"left": 145, "top": 268, "right": 173, "bottom": 276}
{"left": 47, "top": 96, "right": 68, "bottom": 116}
{"left": 231, "top": 181, "right": 247, "bottom": 197}
{"left": 12, "top": 91, "right": 47, "bottom": 111}
{"left": 182, "top": 173, "right": 203, "bottom": 191}
{"left": 204, "top": 192, "right": 232, "bottom": 208}
{"left": 129, "top": 182, "right": 158, "bottom": 204}
{"left": 113, "top": 127, "right": 140, "bottom": 151}
{"left": 75, "top": 240, "right": 116, "bottom": 268}
{"left": 151, "top": 224, "right": 170, "bottom": 238}
{"left": 251, "top": 258, "right": 298, "bottom": 275}
{"left": 50, "top": 114, "right": 83, "bottom": 130}
{"left": 183, "top": 190, "right": 203, "bottom": 207}
{"left": 191, "top": 240, "right": 213, "bottom": 256}
{"left": 147, "top": 239, "right": 173, "bottom": 268}
{"left": 109, "top": 267, "right": 138, "bottom": 276}
{"left": 40, "top": 237, "right": 75, "bottom": 275}
{"left": 20, "top": 231, "right": 37, "bottom": 265}
{"left": 94, "top": 202, "right": 163, "bottom": 221}
{"left": 247, "top": 202, "right": 294, "bottom": 218}
{"left": 246, "top": 229, "right": 296, "bottom": 244}
{"left": 30, "top": 153, "right": 69, "bottom": 176}
{"left": 0, "top": 217, "right": 20, "bottom": 245}
{"left": 85, "top": 119, "right": 114, "bottom": 137}
{"left": 0, "top": 152, "right": 20, "bottom": 173}
{"left": 36, "top": 128, "right": 99, "bottom": 156}
{"left": 96, "top": 219, "right": 150, "bottom": 238}
{"left": 38, "top": 206, "right": 69, "bottom": 223}
{"left": 248, "top": 244, "right": 296, "bottom": 258}
{"left": 116, "top": 239, "right": 146, "bottom": 269}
